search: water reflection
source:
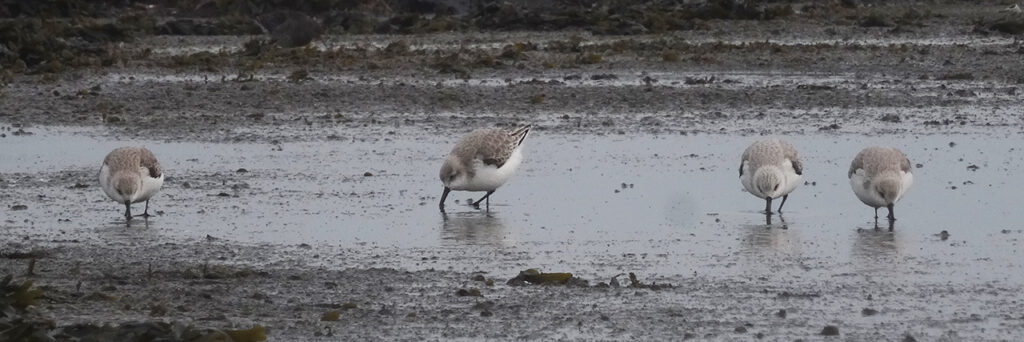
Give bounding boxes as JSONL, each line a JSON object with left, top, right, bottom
{"left": 440, "top": 212, "right": 513, "bottom": 246}
{"left": 94, "top": 218, "right": 159, "bottom": 240}
{"left": 765, "top": 213, "right": 788, "bottom": 228}
{"left": 740, "top": 214, "right": 800, "bottom": 253}
{"left": 851, "top": 224, "right": 905, "bottom": 264}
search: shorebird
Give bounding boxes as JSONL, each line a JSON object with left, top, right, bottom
{"left": 849, "top": 146, "right": 913, "bottom": 223}
{"left": 99, "top": 147, "right": 164, "bottom": 222}
{"left": 439, "top": 125, "right": 531, "bottom": 212}
{"left": 739, "top": 139, "right": 803, "bottom": 214}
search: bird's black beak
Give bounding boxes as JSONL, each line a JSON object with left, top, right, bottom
{"left": 439, "top": 187, "right": 451, "bottom": 212}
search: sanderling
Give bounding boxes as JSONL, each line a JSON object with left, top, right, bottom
{"left": 99, "top": 147, "right": 164, "bottom": 221}
{"left": 439, "top": 125, "right": 531, "bottom": 212}
{"left": 740, "top": 139, "right": 803, "bottom": 214}
{"left": 848, "top": 146, "right": 913, "bottom": 223}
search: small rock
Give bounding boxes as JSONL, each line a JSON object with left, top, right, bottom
{"left": 236, "top": 168, "right": 249, "bottom": 173}
{"left": 938, "top": 230, "right": 950, "bottom": 241}
{"left": 321, "top": 310, "right": 340, "bottom": 321}
{"left": 902, "top": 334, "right": 918, "bottom": 342}
{"left": 10, "top": 204, "right": 28, "bottom": 211}
{"left": 966, "top": 164, "right": 979, "bottom": 171}
{"left": 879, "top": 114, "right": 901, "bottom": 123}
{"left": 861, "top": 308, "right": 879, "bottom": 316}
{"left": 775, "top": 309, "right": 787, "bottom": 318}
{"left": 456, "top": 288, "right": 481, "bottom": 297}
{"left": 480, "top": 310, "right": 493, "bottom": 317}
{"left": 820, "top": 325, "right": 839, "bottom": 336}
{"left": 819, "top": 123, "right": 841, "bottom": 131}
{"left": 363, "top": 172, "right": 373, "bottom": 177}
{"left": 734, "top": 326, "right": 747, "bottom": 333}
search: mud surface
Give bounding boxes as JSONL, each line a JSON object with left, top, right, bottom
{"left": 3, "top": 3, "right": 1024, "bottom": 341}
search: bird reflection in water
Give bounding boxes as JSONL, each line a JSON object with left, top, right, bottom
{"left": 440, "top": 212, "right": 514, "bottom": 246}
{"left": 852, "top": 223, "right": 904, "bottom": 266}
{"left": 741, "top": 213, "right": 799, "bottom": 254}
{"left": 764, "top": 212, "right": 788, "bottom": 229}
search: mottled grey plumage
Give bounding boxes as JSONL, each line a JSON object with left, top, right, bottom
{"left": 740, "top": 139, "right": 802, "bottom": 177}
{"left": 100, "top": 146, "right": 164, "bottom": 222}
{"left": 438, "top": 125, "right": 531, "bottom": 212}
{"left": 444, "top": 126, "right": 530, "bottom": 179}
{"left": 105, "top": 147, "right": 162, "bottom": 178}
{"left": 848, "top": 147, "right": 911, "bottom": 179}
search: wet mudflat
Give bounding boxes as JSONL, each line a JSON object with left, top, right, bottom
{"left": 3, "top": 125, "right": 1024, "bottom": 340}
{"left": 3, "top": 9, "right": 1024, "bottom": 340}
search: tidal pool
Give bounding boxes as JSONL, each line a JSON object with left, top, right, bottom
{"left": 2, "top": 127, "right": 1022, "bottom": 285}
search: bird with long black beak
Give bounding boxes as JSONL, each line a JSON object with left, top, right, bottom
{"left": 439, "top": 126, "right": 531, "bottom": 212}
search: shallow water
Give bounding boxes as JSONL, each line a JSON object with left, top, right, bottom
{"left": 2, "top": 127, "right": 1022, "bottom": 286}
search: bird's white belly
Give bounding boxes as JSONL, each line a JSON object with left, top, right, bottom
{"left": 740, "top": 161, "right": 801, "bottom": 199}
{"left": 850, "top": 171, "right": 913, "bottom": 208}
{"left": 98, "top": 165, "right": 164, "bottom": 203}
{"left": 778, "top": 160, "right": 802, "bottom": 197}
{"left": 739, "top": 163, "right": 757, "bottom": 196}
{"left": 896, "top": 171, "right": 913, "bottom": 202}
{"left": 850, "top": 172, "right": 885, "bottom": 208}
{"left": 455, "top": 148, "right": 522, "bottom": 192}
{"left": 136, "top": 171, "right": 164, "bottom": 203}
{"left": 99, "top": 164, "right": 125, "bottom": 203}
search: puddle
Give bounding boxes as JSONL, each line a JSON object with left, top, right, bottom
{"left": 2, "top": 126, "right": 1023, "bottom": 284}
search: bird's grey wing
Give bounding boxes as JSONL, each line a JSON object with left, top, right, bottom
{"left": 781, "top": 142, "right": 802, "bottom": 175}
{"left": 476, "top": 132, "right": 515, "bottom": 167}
{"left": 139, "top": 148, "right": 162, "bottom": 178}
{"left": 848, "top": 152, "right": 864, "bottom": 178}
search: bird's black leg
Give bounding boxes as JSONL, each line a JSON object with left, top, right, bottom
{"left": 777, "top": 194, "right": 789, "bottom": 213}
{"left": 887, "top": 203, "right": 896, "bottom": 222}
{"left": 134, "top": 200, "right": 152, "bottom": 218}
{"left": 874, "top": 207, "right": 879, "bottom": 220}
{"left": 124, "top": 201, "right": 132, "bottom": 221}
{"left": 439, "top": 187, "right": 451, "bottom": 212}
{"left": 764, "top": 197, "right": 773, "bottom": 215}
{"left": 472, "top": 191, "right": 495, "bottom": 210}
